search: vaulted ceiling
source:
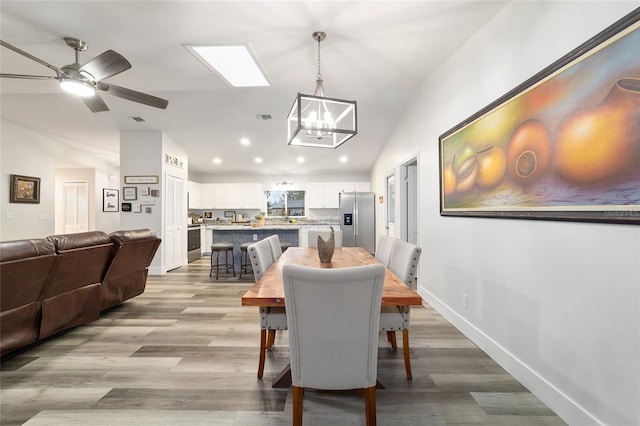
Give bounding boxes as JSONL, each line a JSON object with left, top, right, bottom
{"left": 0, "top": 1, "right": 508, "bottom": 177}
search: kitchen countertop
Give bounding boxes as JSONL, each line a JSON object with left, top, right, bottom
{"left": 207, "top": 224, "right": 303, "bottom": 231}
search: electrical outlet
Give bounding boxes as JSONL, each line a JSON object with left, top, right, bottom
{"left": 462, "top": 293, "right": 468, "bottom": 309}
{"left": 253, "top": 234, "right": 258, "bottom": 241}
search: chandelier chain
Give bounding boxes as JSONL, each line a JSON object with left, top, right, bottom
{"left": 317, "top": 36, "right": 322, "bottom": 81}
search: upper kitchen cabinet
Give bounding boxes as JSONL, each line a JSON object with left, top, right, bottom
{"left": 323, "top": 183, "right": 341, "bottom": 208}
{"left": 338, "top": 182, "right": 371, "bottom": 192}
{"left": 306, "top": 182, "right": 370, "bottom": 209}
{"left": 201, "top": 183, "right": 217, "bottom": 208}
{"left": 201, "top": 183, "right": 263, "bottom": 209}
{"left": 188, "top": 181, "right": 202, "bottom": 209}
{"left": 241, "top": 183, "right": 264, "bottom": 209}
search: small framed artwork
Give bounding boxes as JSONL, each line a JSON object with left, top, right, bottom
{"left": 103, "top": 188, "right": 119, "bottom": 212}
{"left": 121, "top": 202, "right": 132, "bottom": 212}
{"left": 140, "top": 186, "right": 150, "bottom": 196}
{"left": 10, "top": 174, "right": 41, "bottom": 204}
{"left": 123, "top": 186, "right": 137, "bottom": 201}
{"left": 124, "top": 175, "right": 159, "bottom": 184}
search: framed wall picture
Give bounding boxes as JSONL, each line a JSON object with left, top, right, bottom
{"left": 103, "top": 188, "right": 119, "bottom": 212}
{"left": 439, "top": 9, "right": 640, "bottom": 224}
{"left": 10, "top": 174, "right": 41, "bottom": 204}
{"left": 124, "top": 175, "right": 159, "bottom": 184}
{"left": 121, "top": 202, "right": 132, "bottom": 212}
{"left": 123, "top": 186, "right": 137, "bottom": 201}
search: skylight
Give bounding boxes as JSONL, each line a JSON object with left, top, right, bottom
{"left": 185, "top": 44, "right": 269, "bottom": 87}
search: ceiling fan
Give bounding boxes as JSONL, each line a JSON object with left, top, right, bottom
{"left": 0, "top": 37, "right": 168, "bottom": 112}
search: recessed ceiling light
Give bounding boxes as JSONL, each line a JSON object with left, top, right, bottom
{"left": 240, "top": 138, "right": 250, "bottom": 146}
{"left": 297, "top": 156, "right": 305, "bottom": 163}
{"left": 213, "top": 158, "right": 221, "bottom": 164}
{"left": 339, "top": 156, "right": 348, "bottom": 163}
{"left": 184, "top": 44, "right": 269, "bottom": 87}
{"left": 254, "top": 157, "right": 263, "bottom": 164}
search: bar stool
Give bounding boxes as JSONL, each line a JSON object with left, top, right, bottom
{"left": 239, "top": 241, "right": 253, "bottom": 279}
{"left": 210, "top": 242, "right": 235, "bottom": 279}
{"left": 280, "top": 241, "right": 292, "bottom": 252}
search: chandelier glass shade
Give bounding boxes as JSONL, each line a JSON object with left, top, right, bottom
{"left": 287, "top": 32, "right": 357, "bottom": 149}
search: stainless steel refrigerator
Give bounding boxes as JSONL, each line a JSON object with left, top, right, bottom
{"left": 339, "top": 192, "right": 375, "bottom": 253}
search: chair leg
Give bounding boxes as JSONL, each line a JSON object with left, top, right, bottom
{"left": 364, "top": 385, "right": 376, "bottom": 426}
{"left": 258, "top": 329, "right": 267, "bottom": 379}
{"left": 402, "top": 329, "right": 412, "bottom": 380}
{"left": 293, "top": 386, "right": 304, "bottom": 426}
{"left": 266, "top": 329, "right": 276, "bottom": 350}
{"left": 387, "top": 331, "right": 397, "bottom": 351}
{"left": 215, "top": 251, "right": 220, "bottom": 280}
{"left": 231, "top": 249, "right": 236, "bottom": 276}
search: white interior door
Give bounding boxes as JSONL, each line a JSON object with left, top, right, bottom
{"left": 386, "top": 174, "right": 396, "bottom": 238}
{"left": 64, "top": 181, "right": 89, "bottom": 234}
{"left": 404, "top": 161, "right": 418, "bottom": 244}
{"left": 165, "top": 174, "right": 184, "bottom": 271}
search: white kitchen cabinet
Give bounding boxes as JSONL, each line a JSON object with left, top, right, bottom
{"left": 201, "top": 183, "right": 216, "bottom": 209}
{"left": 204, "top": 228, "right": 213, "bottom": 254}
{"left": 306, "top": 182, "right": 340, "bottom": 208}
{"left": 225, "top": 184, "right": 243, "bottom": 209}
{"left": 322, "top": 183, "right": 341, "bottom": 208}
{"left": 240, "top": 183, "right": 264, "bottom": 209}
{"left": 306, "top": 182, "right": 370, "bottom": 209}
{"left": 200, "top": 225, "right": 207, "bottom": 255}
{"left": 188, "top": 181, "right": 202, "bottom": 209}
{"left": 199, "top": 183, "right": 264, "bottom": 209}
{"left": 213, "top": 183, "right": 227, "bottom": 208}
{"left": 306, "top": 183, "right": 325, "bottom": 208}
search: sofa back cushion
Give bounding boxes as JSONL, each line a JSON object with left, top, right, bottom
{"left": 40, "top": 231, "right": 113, "bottom": 338}
{"left": 0, "top": 238, "right": 57, "bottom": 355}
{"left": 101, "top": 229, "right": 160, "bottom": 310}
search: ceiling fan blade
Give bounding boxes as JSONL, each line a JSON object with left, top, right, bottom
{"left": 82, "top": 93, "right": 109, "bottom": 113}
{"left": 0, "top": 39, "right": 65, "bottom": 76}
{"left": 80, "top": 50, "right": 131, "bottom": 81}
{"left": 0, "top": 73, "right": 57, "bottom": 80}
{"left": 98, "top": 82, "right": 168, "bottom": 109}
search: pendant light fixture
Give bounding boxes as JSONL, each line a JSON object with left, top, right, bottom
{"left": 287, "top": 31, "right": 357, "bottom": 149}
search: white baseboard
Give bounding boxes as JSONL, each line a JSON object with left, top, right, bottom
{"left": 417, "top": 286, "right": 601, "bottom": 426}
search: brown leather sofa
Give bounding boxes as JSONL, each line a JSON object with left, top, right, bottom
{"left": 0, "top": 238, "right": 57, "bottom": 356}
{"left": 0, "top": 229, "right": 161, "bottom": 358}
{"left": 40, "top": 231, "right": 114, "bottom": 339}
{"left": 101, "top": 229, "right": 162, "bottom": 311}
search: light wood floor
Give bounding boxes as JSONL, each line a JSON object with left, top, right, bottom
{"left": 1, "top": 257, "right": 566, "bottom": 425}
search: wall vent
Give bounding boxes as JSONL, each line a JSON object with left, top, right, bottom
{"left": 256, "top": 114, "right": 272, "bottom": 120}
{"left": 128, "top": 116, "right": 146, "bottom": 123}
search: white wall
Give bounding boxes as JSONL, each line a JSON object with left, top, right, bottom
{"left": 1, "top": 119, "right": 119, "bottom": 240}
{"left": 120, "top": 131, "right": 188, "bottom": 274}
{"left": 371, "top": 2, "right": 639, "bottom": 425}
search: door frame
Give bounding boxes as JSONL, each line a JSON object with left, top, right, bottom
{"left": 399, "top": 153, "right": 419, "bottom": 244}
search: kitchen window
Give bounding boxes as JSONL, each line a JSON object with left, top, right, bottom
{"left": 265, "top": 190, "right": 305, "bottom": 217}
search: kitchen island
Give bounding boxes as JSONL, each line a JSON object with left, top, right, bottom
{"left": 205, "top": 225, "right": 302, "bottom": 274}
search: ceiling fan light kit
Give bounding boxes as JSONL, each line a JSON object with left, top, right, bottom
{"left": 59, "top": 77, "right": 95, "bottom": 97}
{"left": 0, "top": 37, "right": 168, "bottom": 112}
{"left": 287, "top": 31, "right": 357, "bottom": 149}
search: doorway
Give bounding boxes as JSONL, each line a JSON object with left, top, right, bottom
{"left": 63, "top": 181, "right": 89, "bottom": 234}
{"left": 385, "top": 174, "right": 396, "bottom": 238}
{"left": 400, "top": 157, "right": 418, "bottom": 244}
{"left": 165, "top": 174, "right": 185, "bottom": 271}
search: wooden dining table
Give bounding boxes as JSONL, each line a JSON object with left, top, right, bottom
{"left": 241, "top": 246, "right": 423, "bottom": 387}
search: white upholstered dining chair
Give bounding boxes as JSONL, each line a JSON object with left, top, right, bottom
{"left": 265, "top": 234, "right": 283, "bottom": 260}
{"left": 307, "top": 229, "right": 343, "bottom": 248}
{"left": 282, "top": 263, "right": 386, "bottom": 426}
{"left": 378, "top": 238, "right": 422, "bottom": 380}
{"left": 374, "top": 234, "right": 395, "bottom": 266}
{"left": 248, "top": 238, "right": 287, "bottom": 379}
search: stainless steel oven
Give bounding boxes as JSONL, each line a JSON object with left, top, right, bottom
{"left": 187, "top": 225, "right": 202, "bottom": 262}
